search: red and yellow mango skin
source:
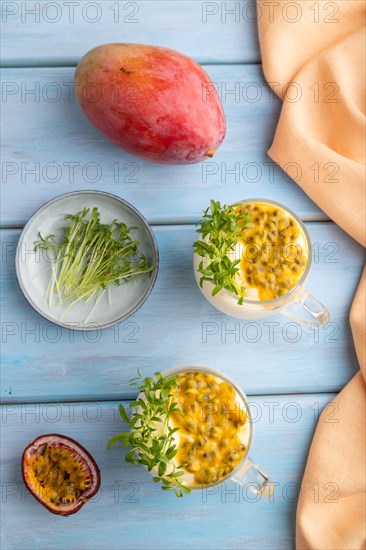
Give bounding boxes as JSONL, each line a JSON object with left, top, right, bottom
{"left": 74, "top": 43, "right": 226, "bottom": 164}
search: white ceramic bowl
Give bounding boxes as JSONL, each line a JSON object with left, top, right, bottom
{"left": 16, "top": 191, "right": 158, "bottom": 330}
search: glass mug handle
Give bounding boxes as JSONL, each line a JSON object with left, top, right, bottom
{"left": 231, "top": 457, "right": 275, "bottom": 499}
{"left": 281, "top": 288, "right": 330, "bottom": 327}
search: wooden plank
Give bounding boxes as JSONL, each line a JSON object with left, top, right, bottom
{"left": 1, "top": 0, "right": 260, "bottom": 66}
{"left": 1, "top": 65, "right": 324, "bottom": 227}
{"left": 0, "top": 393, "right": 336, "bottom": 550}
{"left": 1, "top": 223, "right": 363, "bottom": 403}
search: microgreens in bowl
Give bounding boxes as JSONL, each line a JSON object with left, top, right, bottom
{"left": 34, "top": 207, "right": 154, "bottom": 322}
{"left": 108, "top": 371, "right": 191, "bottom": 498}
{"left": 194, "top": 200, "right": 251, "bottom": 305}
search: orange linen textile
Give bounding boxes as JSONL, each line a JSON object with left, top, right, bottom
{"left": 256, "top": 1, "right": 366, "bottom": 548}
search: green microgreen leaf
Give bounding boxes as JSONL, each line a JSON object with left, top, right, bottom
{"left": 119, "top": 404, "right": 130, "bottom": 423}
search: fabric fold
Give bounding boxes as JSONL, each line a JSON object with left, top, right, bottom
{"left": 256, "top": 1, "right": 366, "bottom": 548}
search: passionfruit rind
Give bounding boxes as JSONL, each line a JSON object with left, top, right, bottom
{"left": 22, "top": 434, "right": 100, "bottom": 516}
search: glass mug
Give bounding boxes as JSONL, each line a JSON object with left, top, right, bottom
{"left": 161, "top": 365, "right": 275, "bottom": 498}
{"left": 193, "top": 198, "right": 330, "bottom": 326}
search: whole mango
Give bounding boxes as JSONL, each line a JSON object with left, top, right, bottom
{"left": 74, "top": 43, "right": 226, "bottom": 164}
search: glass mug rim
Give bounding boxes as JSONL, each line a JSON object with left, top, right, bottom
{"left": 207, "top": 198, "right": 313, "bottom": 306}
{"left": 161, "top": 364, "right": 254, "bottom": 490}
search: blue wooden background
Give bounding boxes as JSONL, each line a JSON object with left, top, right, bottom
{"left": 1, "top": 1, "right": 363, "bottom": 549}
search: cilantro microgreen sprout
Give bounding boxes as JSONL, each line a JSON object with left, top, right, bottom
{"left": 34, "top": 207, "right": 154, "bottom": 321}
{"left": 108, "top": 370, "right": 191, "bottom": 498}
{"left": 194, "top": 200, "right": 251, "bottom": 305}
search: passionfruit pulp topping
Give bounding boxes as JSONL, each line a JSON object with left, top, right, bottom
{"left": 22, "top": 434, "right": 100, "bottom": 516}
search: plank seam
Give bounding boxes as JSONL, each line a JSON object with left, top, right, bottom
{"left": 0, "top": 219, "right": 334, "bottom": 231}
{"left": 0, "top": 61, "right": 262, "bottom": 70}
{"left": 0, "top": 391, "right": 339, "bottom": 407}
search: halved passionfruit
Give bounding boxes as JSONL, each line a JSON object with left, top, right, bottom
{"left": 22, "top": 434, "right": 100, "bottom": 516}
